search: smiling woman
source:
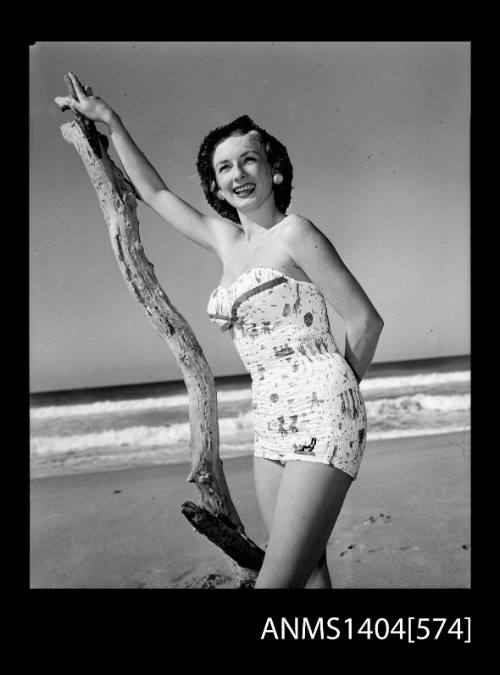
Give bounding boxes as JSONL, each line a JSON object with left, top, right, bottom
{"left": 55, "top": 73, "right": 384, "bottom": 589}
{"left": 196, "top": 115, "right": 293, "bottom": 226}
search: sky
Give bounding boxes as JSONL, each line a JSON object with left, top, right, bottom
{"left": 30, "top": 41, "right": 470, "bottom": 393}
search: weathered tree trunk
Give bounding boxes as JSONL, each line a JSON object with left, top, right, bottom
{"left": 58, "top": 76, "right": 263, "bottom": 587}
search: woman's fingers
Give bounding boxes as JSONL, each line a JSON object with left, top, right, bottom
{"left": 55, "top": 76, "right": 110, "bottom": 122}
{"left": 54, "top": 96, "right": 69, "bottom": 108}
{"left": 68, "top": 72, "right": 86, "bottom": 101}
{"left": 54, "top": 95, "right": 82, "bottom": 111}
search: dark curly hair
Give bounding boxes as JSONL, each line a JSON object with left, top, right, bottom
{"left": 196, "top": 114, "right": 293, "bottom": 224}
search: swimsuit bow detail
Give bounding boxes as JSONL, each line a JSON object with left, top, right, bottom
{"left": 208, "top": 274, "right": 289, "bottom": 332}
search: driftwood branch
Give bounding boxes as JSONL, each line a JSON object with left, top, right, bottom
{"left": 58, "top": 75, "right": 264, "bottom": 585}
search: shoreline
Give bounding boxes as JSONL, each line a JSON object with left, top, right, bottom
{"left": 30, "top": 427, "right": 470, "bottom": 481}
{"left": 30, "top": 431, "right": 470, "bottom": 589}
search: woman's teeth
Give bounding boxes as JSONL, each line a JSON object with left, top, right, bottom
{"left": 233, "top": 184, "right": 255, "bottom": 196}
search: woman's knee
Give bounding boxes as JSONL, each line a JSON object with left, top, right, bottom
{"left": 255, "top": 566, "right": 308, "bottom": 589}
{"left": 317, "top": 549, "right": 327, "bottom": 568}
{"left": 255, "top": 546, "right": 328, "bottom": 589}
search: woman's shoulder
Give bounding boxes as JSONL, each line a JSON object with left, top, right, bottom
{"left": 279, "top": 213, "right": 316, "bottom": 237}
{"left": 278, "top": 214, "right": 332, "bottom": 260}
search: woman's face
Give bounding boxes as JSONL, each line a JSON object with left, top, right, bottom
{"left": 212, "top": 131, "right": 274, "bottom": 213}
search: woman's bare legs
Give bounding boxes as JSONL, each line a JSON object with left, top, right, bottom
{"left": 253, "top": 456, "right": 332, "bottom": 587}
{"left": 305, "top": 550, "right": 333, "bottom": 589}
{"left": 254, "top": 457, "right": 351, "bottom": 588}
{"left": 253, "top": 457, "right": 352, "bottom": 589}
{"left": 254, "top": 457, "right": 332, "bottom": 588}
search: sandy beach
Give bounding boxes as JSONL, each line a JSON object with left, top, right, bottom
{"left": 30, "top": 430, "right": 470, "bottom": 589}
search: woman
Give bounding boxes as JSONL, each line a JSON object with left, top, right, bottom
{"left": 56, "top": 73, "right": 384, "bottom": 589}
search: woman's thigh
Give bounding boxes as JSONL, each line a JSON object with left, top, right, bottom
{"left": 255, "top": 460, "right": 352, "bottom": 588}
{"left": 253, "top": 456, "right": 284, "bottom": 535}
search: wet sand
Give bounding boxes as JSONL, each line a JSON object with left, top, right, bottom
{"left": 30, "top": 430, "right": 470, "bottom": 589}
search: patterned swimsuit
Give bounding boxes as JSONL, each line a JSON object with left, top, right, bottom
{"left": 207, "top": 267, "right": 367, "bottom": 479}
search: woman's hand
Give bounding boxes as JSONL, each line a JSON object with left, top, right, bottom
{"left": 55, "top": 72, "right": 115, "bottom": 126}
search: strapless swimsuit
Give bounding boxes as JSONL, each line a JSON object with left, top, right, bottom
{"left": 206, "top": 267, "right": 367, "bottom": 479}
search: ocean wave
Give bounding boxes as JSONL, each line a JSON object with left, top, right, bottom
{"left": 30, "top": 371, "right": 470, "bottom": 421}
{"left": 30, "top": 412, "right": 254, "bottom": 456}
{"left": 365, "top": 393, "right": 470, "bottom": 416}
{"left": 31, "top": 391, "right": 470, "bottom": 458}
{"left": 30, "top": 389, "right": 252, "bottom": 421}
{"left": 363, "top": 426, "right": 470, "bottom": 441}
{"left": 30, "top": 424, "right": 471, "bottom": 479}
{"left": 360, "top": 370, "right": 469, "bottom": 392}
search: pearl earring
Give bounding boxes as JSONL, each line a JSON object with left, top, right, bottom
{"left": 273, "top": 173, "right": 283, "bottom": 185}
{"left": 217, "top": 190, "right": 224, "bottom": 200}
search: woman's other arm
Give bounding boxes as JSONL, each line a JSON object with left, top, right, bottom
{"left": 55, "top": 73, "right": 230, "bottom": 256}
{"left": 282, "top": 216, "right": 384, "bottom": 382}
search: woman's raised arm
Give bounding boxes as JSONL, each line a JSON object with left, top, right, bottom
{"left": 55, "top": 72, "right": 230, "bottom": 256}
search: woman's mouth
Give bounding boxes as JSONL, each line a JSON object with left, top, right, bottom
{"left": 233, "top": 184, "right": 256, "bottom": 197}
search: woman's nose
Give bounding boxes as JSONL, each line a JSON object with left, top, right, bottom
{"left": 233, "top": 163, "right": 246, "bottom": 179}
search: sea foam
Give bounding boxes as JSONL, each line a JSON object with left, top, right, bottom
{"left": 31, "top": 371, "right": 469, "bottom": 421}
{"left": 30, "top": 393, "right": 470, "bottom": 458}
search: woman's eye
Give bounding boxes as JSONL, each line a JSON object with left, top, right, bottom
{"left": 245, "top": 157, "right": 257, "bottom": 163}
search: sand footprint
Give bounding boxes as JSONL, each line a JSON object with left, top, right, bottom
{"left": 362, "top": 513, "right": 392, "bottom": 525}
{"left": 339, "top": 544, "right": 356, "bottom": 557}
{"left": 339, "top": 544, "right": 365, "bottom": 561}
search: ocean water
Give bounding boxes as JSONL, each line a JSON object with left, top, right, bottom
{"left": 30, "top": 356, "right": 470, "bottom": 478}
